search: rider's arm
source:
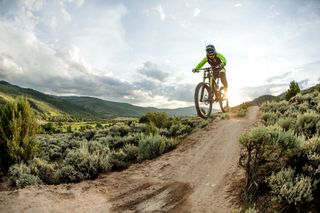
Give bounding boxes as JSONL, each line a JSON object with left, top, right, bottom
{"left": 216, "top": 53, "right": 227, "bottom": 66}
{"left": 195, "top": 57, "right": 208, "bottom": 70}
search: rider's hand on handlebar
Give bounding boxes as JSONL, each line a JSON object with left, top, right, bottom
{"left": 192, "top": 68, "right": 198, "bottom": 73}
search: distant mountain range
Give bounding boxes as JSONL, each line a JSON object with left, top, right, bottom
{"left": 0, "top": 80, "right": 197, "bottom": 119}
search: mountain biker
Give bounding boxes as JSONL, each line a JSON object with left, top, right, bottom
{"left": 192, "top": 44, "right": 228, "bottom": 93}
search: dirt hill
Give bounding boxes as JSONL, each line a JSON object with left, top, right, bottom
{"left": 0, "top": 106, "right": 259, "bottom": 213}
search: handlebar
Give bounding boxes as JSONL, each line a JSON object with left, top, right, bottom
{"left": 194, "top": 66, "right": 222, "bottom": 72}
{"left": 196, "top": 67, "right": 212, "bottom": 71}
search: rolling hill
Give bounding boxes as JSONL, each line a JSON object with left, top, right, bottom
{"left": 0, "top": 80, "right": 196, "bottom": 119}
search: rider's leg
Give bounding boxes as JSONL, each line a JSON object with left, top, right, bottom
{"left": 219, "top": 68, "right": 228, "bottom": 93}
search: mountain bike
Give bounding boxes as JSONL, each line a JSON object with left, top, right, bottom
{"left": 194, "top": 67, "right": 229, "bottom": 118}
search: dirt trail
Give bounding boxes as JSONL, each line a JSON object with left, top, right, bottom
{"left": 0, "top": 106, "right": 259, "bottom": 213}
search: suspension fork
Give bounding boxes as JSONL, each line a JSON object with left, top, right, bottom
{"left": 208, "top": 72, "right": 214, "bottom": 100}
{"left": 200, "top": 72, "right": 209, "bottom": 102}
{"left": 200, "top": 71, "right": 213, "bottom": 102}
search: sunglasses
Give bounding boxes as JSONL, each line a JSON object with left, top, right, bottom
{"left": 207, "top": 53, "right": 215, "bottom": 58}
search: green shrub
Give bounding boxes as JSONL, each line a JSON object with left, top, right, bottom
{"left": 138, "top": 134, "right": 176, "bottom": 161}
{"left": 158, "top": 128, "right": 171, "bottom": 137}
{"left": 109, "top": 149, "right": 129, "bottom": 170}
{"left": 239, "top": 125, "right": 301, "bottom": 195}
{"left": 54, "top": 165, "right": 83, "bottom": 183}
{"left": 197, "top": 119, "right": 209, "bottom": 128}
{"left": 98, "top": 135, "right": 125, "bottom": 149}
{"left": 298, "top": 102, "right": 310, "bottom": 113}
{"left": 29, "top": 158, "right": 56, "bottom": 184}
{"left": 121, "top": 134, "right": 140, "bottom": 146}
{"left": 260, "top": 112, "right": 281, "bottom": 126}
{"left": 109, "top": 143, "right": 140, "bottom": 170}
{"left": 108, "top": 124, "right": 131, "bottom": 137}
{"left": 130, "top": 122, "right": 147, "bottom": 133}
{"left": 0, "top": 97, "right": 39, "bottom": 173}
{"left": 179, "top": 116, "right": 207, "bottom": 129}
{"left": 63, "top": 142, "right": 111, "bottom": 179}
{"left": 316, "top": 102, "right": 320, "bottom": 113}
{"left": 60, "top": 139, "right": 81, "bottom": 155}
{"left": 268, "top": 168, "right": 314, "bottom": 206}
{"left": 295, "top": 137, "right": 320, "bottom": 181}
{"left": 242, "top": 89, "right": 320, "bottom": 211}
{"left": 67, "top": 125, "right": 72, "bottom": 133}
{"left": 87, "top": 140, "right": 109, "bottom": 153}
{"left": 260, "top": 101, "right": 273, "bottom": 113}
{"left": 290, "top": 137, "right": 320, "bottom": 206}
{"left": 275, "top": 100, "right": 290, "bottom": 114}
{"left": 277, "top": 117, "right": 296, "bottom": 131}
{"left": 4, "top": 111, "right": 207, "bottom": 186}
{"left": 260, "top": 101, "right": 289, "bottom": 114}
{"left": 295, "top": 111, "right": 320, "bottom": 138}
{"left": 123, "top": 143, "right": 139, "bottom": 162}
{"left": 84, "top": 129, "right": 96, "bottom": 141}
{"left": 168, "top": 123, "right": 192, "bottom": 138}
{"left": 41, "top": 122, "right": 58, "bottom": 134}
{"left": 289, "top": 93, "right": 304, "bottom": 105}
{"left": 95, "top": 123, "right": 103, "bottom": 129}
{"left": 48, "top": 143, "right": 62, "bottom": 161}
{"left": 8, "top": 163, "right": 42, "bottom": 188}
{"left": 145, "top": 122, "right": 158, "bottom": 135}
{"left": 139, "top": 112, "right": 171, "bottom": 129}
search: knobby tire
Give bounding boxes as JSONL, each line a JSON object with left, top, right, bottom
{"left": 194, "top": 82, "right": 212, "bottom": 119}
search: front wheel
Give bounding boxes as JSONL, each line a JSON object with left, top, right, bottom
{"left": 218, "top": 88, "right": 229, "bottom": 113}
{"left": 194, "top": 82, "right": 213, "bottom": 119}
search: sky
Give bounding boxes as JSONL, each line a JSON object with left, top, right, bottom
{"left": 0, "top": 0, "right": 319, "bottom": 108}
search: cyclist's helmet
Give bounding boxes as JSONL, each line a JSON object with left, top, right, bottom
{"left": 205, "top": 44, "right": 216, "bottom": 55}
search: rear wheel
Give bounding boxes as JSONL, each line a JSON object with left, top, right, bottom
{"left": 218, "top": 88, "right": 229, "bottom": 113}
{"left": 194, "top": 82, "right": 213, "bottom": 119}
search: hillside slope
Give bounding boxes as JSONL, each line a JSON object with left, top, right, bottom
{"left": 0, "top": 81, "right": 197, "bottom": 118}
{"left": 0, "top": 81, "right": 95, "bottom": 119}
{"left": 61, "top": 96, "right": 197, "bottom": 117}
{"left": 0, "top": 106, "right": 259, "bottom": 212}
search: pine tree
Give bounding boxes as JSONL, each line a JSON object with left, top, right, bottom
{"left": 285, "top": 81, "right": 300, "bottom": 101}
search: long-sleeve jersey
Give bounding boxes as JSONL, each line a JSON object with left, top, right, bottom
{"left": 195, "top": 52, "right": 227, "bottom": 70}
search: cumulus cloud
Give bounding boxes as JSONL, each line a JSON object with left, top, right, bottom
{"left": 0, "top": 54, "right": 23, "bottom": 78}
{"left": 42, "top": 75, "right": 135, "bottom": 100}
{"left": 0, "top": 1, "right": 132, "bottom": 96}
{"left": 137, "top": 61, "right": 168, "bottom": 81}
{"left": 0, "top": 0, "right": 195, "bottom": 108}
{"left": 298, "top": 79, "right": 310, "bottom": 89}
{"left": 132, "top": 77, "right": 193, "bottom": 103}
{"left": 1, "top": 0, "right": 319, "bottom": 108}
{"left": 55, "top": 46, "right": 93, "bottom": 75}
{"left": 266, "top": 71, "right": 292, "bottom": 83}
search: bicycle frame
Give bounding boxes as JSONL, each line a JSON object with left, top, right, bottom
{"left": 200, "top": 68, "right": 220, "bottom": 101}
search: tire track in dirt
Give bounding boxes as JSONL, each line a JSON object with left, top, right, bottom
{"left": 0, "top": 106, "right": 259, "bottom": 213}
